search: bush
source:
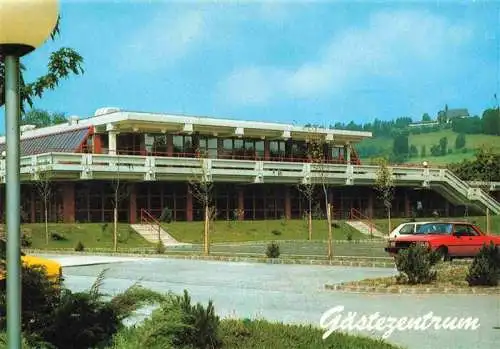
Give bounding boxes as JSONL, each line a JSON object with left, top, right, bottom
{"left": 51, "top": 232, "right": 67, "bottom": 241}
{"left": 74, "top": 241, "right": 85, "bottom": 252}
{"left": 155, "top": 240, "right": 166, "bottom": 254}
{"left": 394, "top": 244, "right": 439, "bottom": 284}
{"left": 271, "top": 230, "right": 281, "bottom": 236}
{"left": 466, "top": 243, "right": 500, "bottom": 286}
{"left": 346, "top": 230, "right": 353, "bottom": 241}
{"left": 101, "top": 223, "right": 109, "bottom": 233}
{"left": 159, "top": 207, "right": 173, "bottom": 223}
{"left": 21, "top": 232, "right": 32, "bottom": 248}
{"left": 266, "top": 242, "right": 280, "bottom": 258}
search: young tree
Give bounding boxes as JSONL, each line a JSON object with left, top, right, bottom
{"left": 374, "top": 157, "right": 395, "bottom": 233}
{"left": 455, "top": 133, "right": 466, "bottom": 150}
{"left": 296, "top": 181, "right": 315, "bottom": 240}
{"left": 189, "top": 150, "right": 214, "bottom": 255}
{"left": 34, "top": 170, "right": 53, "bottom": 245}
{"left": 0, "top": 16, "right": 84, "bottom": 112}
{"left": 110, "top": 159, "right": 130, "bottom": 252}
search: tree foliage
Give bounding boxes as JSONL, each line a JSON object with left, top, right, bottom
{"left": 0, "top": 16, "right": 84, "bottom": 113}
{"left": 22, "top": 109, "right": 67, "bottom": 128}
{"left": 448, "top": 147, "right": 500, "bottom": 182}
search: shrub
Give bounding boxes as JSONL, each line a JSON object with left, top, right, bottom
{"left": 21, "top": 232, "right": 32, "bottom": 248}
{"left": 74, "top": 241, "right": 85, "bottom": 252}
{"left": 346, "top": 230, "right": 353, "bottom": 242}
{"left": 155, "top": 240, "right": 166, "bottom": 254}
{"left": 394, "top": 243, "right": 439, "bottom": 284}
{"left": 271, "top": 230, "right": 281, "bottom": 236}
{"left": 101, "top": 223, "right": 109, "bottom": 233}
{"left": 466, "top": 243, "right": 500, "bottom": 286}
{"left": 159, "top": 207, "right": 173, "bottom": 223}
{"left": 51, "top": 231, "right": 67, "bottom": 241}
{"left": 266, "top": 242, "right": 280, "bottom": 258}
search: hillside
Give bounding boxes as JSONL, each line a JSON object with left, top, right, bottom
{"left": 358, "top": 129, "right": 500, "bottom": 165}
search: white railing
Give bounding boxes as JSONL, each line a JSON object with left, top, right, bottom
{"left": 1, "top": 152, "right": 499, "bottom": 213}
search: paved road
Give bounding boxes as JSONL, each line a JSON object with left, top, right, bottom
{"left": 41, "top": 254, "right": 500, "bottom": 349}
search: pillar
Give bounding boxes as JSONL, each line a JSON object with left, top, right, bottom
{"left": 284, "top": 186, "right": 291, "bottom": 219}
{"left": 108, "top": 131, "right": 117, "bottom": 155}
{"left": 93, "top": 134, "right": 102, "bottom": 154}
{"left": 404, "top": 190, "right": 410, "bottom": 217}
{"left": 186, "top": 187, "right": 193, "bottom": 221}
{"left": 345, "top": 143, "right": 351, "bottom": 164}
{"left": 62, "top": 182, "right": 75, "bottom": 223}
{"left": 167, "top": 134, "right": 174, "bottom": 156}
{"left": 129, "top": 183, "right": 137, "bottom": 224}
{"left": 238, "top": 187, "right": 244, "bottom": 220}
{"left": 264, "top": 140, "right": 270, "bottom": 161}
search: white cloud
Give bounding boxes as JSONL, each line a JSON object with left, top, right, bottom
{"left": 122, "top": 10, "right": 206, "bottom": 72}
{"left": 218, "top": 10, "right": 474, "bottom": 105}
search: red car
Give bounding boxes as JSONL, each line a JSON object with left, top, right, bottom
{"left": 384, "top": 221, "right": 500, "bottom": 260}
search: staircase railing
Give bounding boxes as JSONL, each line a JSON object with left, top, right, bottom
{"left": 348, "top": 208, "right": 385, "bottom": 237}
{"left": 140, "top": 208, "right": 162, "bottom": 243}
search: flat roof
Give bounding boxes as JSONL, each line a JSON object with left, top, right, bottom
{"left": 0, "top": 107, "right": 372, "bottom": 144}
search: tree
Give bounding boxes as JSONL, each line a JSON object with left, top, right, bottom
{"left": 374, "top": 158, "right": 395, "bottom": 233}
{"left": 189, "top": 150, "right": 214, "bottom": 256}
{"left": 22, "top": 109, "right": 67, "bottom": 128}
{"left": 455, "top": 133, "right": 466, "bottom": 149}
{"left": 409, "top": 144, "right": 418, "bottom": 158}
{"left": 0, "top": 16, "right": 84, "bottom": 112}
{"left": 296, "top": 181, "right": 315, "bottom": 241}
{"left": 481, "top": 108, "right": 500, "bottom": 136}
{"left": 439, "top": 136, "right": 448, "bottom": 155}
{"left": 420, "top": 145, "right": 427, "bottom": 158}
{"left": 392, "top": 131, "right": 409, "bottom": 162}
{"left": 34, "top": 170, "right": 53, "bottom": 245}
{"left": 422, "top": 113, "right": 431, "bottom": 122}
{"left": 110, "top": 159, "right": 130, "bottom": 252}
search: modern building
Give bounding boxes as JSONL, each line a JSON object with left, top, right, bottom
{"left": 0, "top": 107, "right": 498, "bottom": 224}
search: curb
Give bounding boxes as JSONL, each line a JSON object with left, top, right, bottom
{"left": 324, "top": 283, "right": 500, "bottom": 295}
{"left": 25, "top": 249, "right": 397, "bottom": 268}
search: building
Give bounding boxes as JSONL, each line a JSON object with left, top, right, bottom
{"left": 0, "top": 108, "right": 498, "bottom": 224}
{"left": 437, "top": 107, "right": 470, "bottom": 123}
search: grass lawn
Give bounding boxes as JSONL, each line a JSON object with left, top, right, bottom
{"left": 359, "top": 129, "right": 500, "bottom": 165}
{"left": 337, "top": 263, "right": 500, "bottom": 291}
{"left": 18, "top": 223, "right": 153, "bottom": 250}
{"left": 372, "top": 215, "right": 500, "bottom": 236}
{"left": 163, "top": 219, "right": 367, "bottom": 243}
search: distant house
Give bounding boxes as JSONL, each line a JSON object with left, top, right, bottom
{"left": 437, "top": 107, "right": 469, "bottom": 123}
{"left": 408, "top": 121, "right": 439, "bottom": 128}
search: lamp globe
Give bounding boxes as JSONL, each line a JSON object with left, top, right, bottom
{"left": 0, "top": 0, "right": 59, "bottom": 56}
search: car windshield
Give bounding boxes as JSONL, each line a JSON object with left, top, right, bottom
{"left": 416, "top": 223, "right": 453, "bottom": 234}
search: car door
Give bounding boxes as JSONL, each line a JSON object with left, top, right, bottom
{"left": 451, "top": 224, "right": 474, "bottom": 257}
{"left": 466, "top": 225, "right": 495, "bottom": 256}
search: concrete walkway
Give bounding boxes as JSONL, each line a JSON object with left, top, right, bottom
{"left": 58, "top": 255, "right": 499, "bottom": 349}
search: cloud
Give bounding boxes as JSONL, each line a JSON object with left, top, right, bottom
{"left": 121, "top": 9, "right": 207, "bottom": 72}
{"left": 218, "top": 10, "right": 474, "bottom": 105}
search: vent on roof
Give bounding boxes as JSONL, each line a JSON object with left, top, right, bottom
{"left": 68, "top": 115, "right": 79, "bottom": 125}
{"left": 20, "top": 125, "right": 36, "bottom": 133}
{"left": 95, "top": 107, "right": 120, "bottom": 116}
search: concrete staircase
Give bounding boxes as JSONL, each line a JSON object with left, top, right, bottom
{"left": 130, "top": 224, "right": 189, "bottom": 247}
{"left": 345, "top": 220, "right": 387, "bottom": 239}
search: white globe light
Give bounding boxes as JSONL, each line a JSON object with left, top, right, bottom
{"left": 422, "top": 161, "right": 428, "bottom": 167}
{"left": 0, "top": 0, "right": 59, "bottom": 56}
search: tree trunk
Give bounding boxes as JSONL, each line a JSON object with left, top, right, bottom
{"left": 387, "top": 207, "right": 392, "bottom": 235}
{"left": 308, "top": 200, "right": 312, "bottom": 240}
{"left": 204, "top": 205, "right": 209, "bottom": 255}
{"left": 44, "top": 203, "right": 49, "bottom": 245}
{"left": 327, "top": 203, "right": 333, "bottom": 260}
{"left": 113, "top": 206, "right": 118, "bottom": 252}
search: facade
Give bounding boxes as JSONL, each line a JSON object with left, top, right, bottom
{"left": 0, "top": 107, "right": 499, "bottom": 224}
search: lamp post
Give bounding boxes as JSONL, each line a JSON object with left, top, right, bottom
{"left": 0, "top": 1, "right": 59, "bottom": 347}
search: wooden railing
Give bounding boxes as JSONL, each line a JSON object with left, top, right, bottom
{"left": 140, "top": 208, "right": 162, "bottom": 243}
{"left": 349, "top": 208, "right": 386, "bottom": 236}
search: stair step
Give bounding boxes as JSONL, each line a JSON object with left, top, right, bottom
{"left": 130, "top": 224, "right": 190, "bottom": 246}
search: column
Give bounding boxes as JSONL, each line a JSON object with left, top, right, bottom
{"left": 62, "top": 182, "right": 75, "bottom": 223}
{"left": 186, "top": 187, "right": 193, "bottom": 221}
{"left": 167, "top": 134, "right": 174, "bottom": 156}
{"left": 129, "top": 183, "right": 137, "bottom": 224}
{"left": 345, "top": 143, "right": 351, "bottom": 164}
{"left": 264, "top": 140, "right": 270, "bottom": 161}
{"left": 108, "top": 131, "right": 117, "bottom": 155}
{"left": 284, "top": 186, "right": 291, "bottom": 219}
{"left": 404, "top": 190, "right": 410, "bottom": 217}
{"left": 238, "top": 187, "right": 244, "bottom": 220}
{"left": 93, "top": 134, "right": 102, "bottom": 154}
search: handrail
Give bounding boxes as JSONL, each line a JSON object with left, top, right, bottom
{"left": 140, "top": 208, "right": 162, "bottom": 243}
{"left": 349, "top": 208, "right": 385, "bottom": 236}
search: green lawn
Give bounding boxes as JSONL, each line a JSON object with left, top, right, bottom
{"left": 19, "top": 223, "right": 153, "bottom": 250}
{"left": 163, "top": 219, "right": 367, "bottom": 243}
{"left": 359, "top": 129, "right": 500, "bottom": 165}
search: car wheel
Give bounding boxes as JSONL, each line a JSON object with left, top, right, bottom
{"left": 436, "top": 246, "right": 450, "bottom": 262}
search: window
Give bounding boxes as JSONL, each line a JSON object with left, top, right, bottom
{"left": 399, "top": 224, "right": 415, "bottom": 234}
{"left": 417, "top": 223, "right": 453, "bottom": 234}
{"left": 453, "top": 224, "right": 479, "bottom": 236}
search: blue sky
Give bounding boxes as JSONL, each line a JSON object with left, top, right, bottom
{"left": 1, "top": 0, "right": 499, "bottom": 132}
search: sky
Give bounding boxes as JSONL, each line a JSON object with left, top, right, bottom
{"left": 1, "top": 0, "right": 499, "bottom": 133}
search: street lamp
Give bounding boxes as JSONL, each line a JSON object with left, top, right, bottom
{"left": 0, "top": 1, "right": 59, "bottom": 348}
